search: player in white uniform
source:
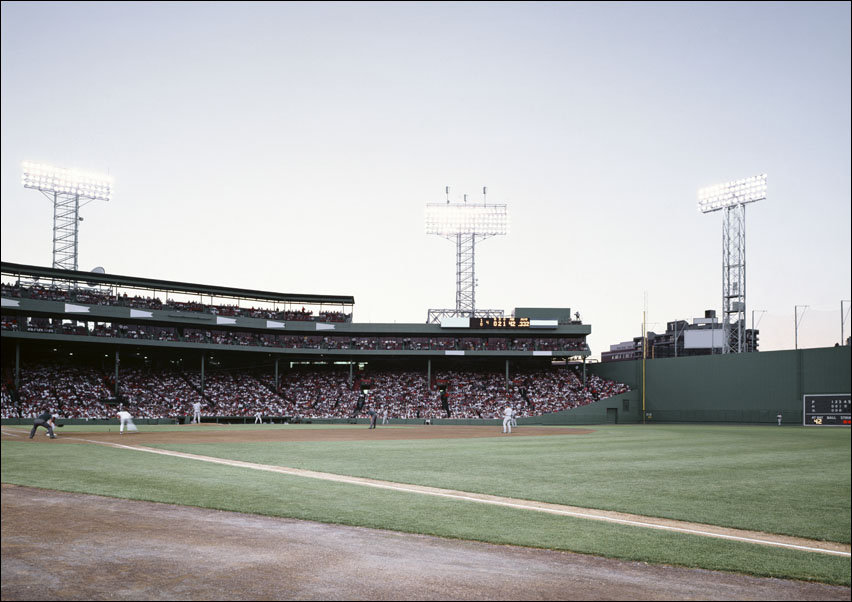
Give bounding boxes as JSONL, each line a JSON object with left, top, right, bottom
{"left": 192, "top": 401, "right": 202, "bottom": 424}
{"left": 117, "top": 410, "right": 138, "bottom": 434}
{"left": 511, "top": 406, "right": 518, "bottom": 428}
{"left": 254, "top": 411, "right": 263, "bottom": 424}
{"left": 502, "top": 405, "right": 513, "bottom": 434}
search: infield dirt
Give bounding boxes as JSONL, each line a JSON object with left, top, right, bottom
{"left": 2, "top": 484, "right": 850, "bottom": 601}
{"left": 13, "top": 423, "right": 597, "bottom": 444}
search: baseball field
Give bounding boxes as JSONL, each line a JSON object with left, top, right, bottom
{"left": 1, "top": 422, "right": 850, "bottom": 600}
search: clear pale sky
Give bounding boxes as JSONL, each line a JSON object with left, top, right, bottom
{"left": 2, "top": 1, "right": 850, "bottom": 359}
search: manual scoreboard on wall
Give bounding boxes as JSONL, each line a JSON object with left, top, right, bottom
{"left": 803, "top": 394, "right": 851, "bottom": 426}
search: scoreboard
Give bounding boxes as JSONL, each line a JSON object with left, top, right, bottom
{"left": 803, "top": 394, "right": 851, "bottom": 426}
{"left": 469, "top": 317, "right": 531, "bottom": 328}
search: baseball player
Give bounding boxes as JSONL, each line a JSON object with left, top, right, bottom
{"left": 366, "top": 408, "right": 378, "bottom": 429}
{"left": 511, "top": 406, "right": 518, "bottom": 429}
{"left": 29, "top": 411, "right": 58, "bottom": 439}
{"left": 117, "top": 410, "right": 138, "bottom": 434}
{"left": 192, "top": 401, "right": 202, "bottom": 424}
{"left": 254, "top": 411, "right": 263, "bottom": 424}
{"left": 502, "top": 405, "right": 513, "bottom": 434}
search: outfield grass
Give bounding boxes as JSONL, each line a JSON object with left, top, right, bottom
{"left": 2, "top": 424, "right": 850, "bottom": 586}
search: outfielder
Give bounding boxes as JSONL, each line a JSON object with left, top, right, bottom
{"left": 117, "top": 410, "right": 138, "bottom": 434}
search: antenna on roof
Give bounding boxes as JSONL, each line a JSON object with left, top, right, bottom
{"left": 483, "top": 186, "right": 487, "bottom": 203}
{"left": 445, "top": 186, "right": 450, "bottom": 204}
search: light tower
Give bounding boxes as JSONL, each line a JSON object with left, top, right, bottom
{"left": 698, "top": 174, "right": 766, "bottom": 354}
{"left": 425, "top": 187, "right": 509, "bottom": 324}
{"left": 22, "top": 161, "right": 112, "bottom": 272}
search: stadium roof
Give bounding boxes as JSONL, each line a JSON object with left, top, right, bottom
{"left": 0, "top": 261, "right": 354, "bottom": 307}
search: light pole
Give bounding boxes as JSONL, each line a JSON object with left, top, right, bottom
{"left": 673, "top": 319, "right": 680, "bottom": 357}
{"left": 425, "top": 187, "right": 509, "bottom": 323}
{"left": 698, "top": 174, "right": 766, "bottom": 354}
{"left": 22, "top": 161, "right": 112, "bottom": 272}
{"left": 842, "top": 300, "right": 851, "bottom": 345}
{"left": 795, "top": 305, "right": 809, "bottom": 350}
{"left": 751, "top": 309, "right": 766, "bottom": 352}
{"left": 668, "top": 319, "right": 687, "bottom": 357}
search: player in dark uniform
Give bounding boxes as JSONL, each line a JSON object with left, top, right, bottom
{"left": 29, "top": 410, "right": 57, "bottom": 439}
{"left": 366, "top": 408, "right": 378, "bottom": 429}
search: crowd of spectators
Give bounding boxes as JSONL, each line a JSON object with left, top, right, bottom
{"left": 1, "top": 282, "right": 351, "bottom": 323}
{"left": 115, "top": 368, "right": 205, "bottom": 419}
{"left": 7, "top": 364, "right": 116, "bottom": 420}
{"left": 186, "top": 371, "right": 290, "bottom": 417}
{"left": 1, "top": 362, "right": 629, "bottom": 421}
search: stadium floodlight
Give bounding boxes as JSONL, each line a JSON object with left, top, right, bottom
{"left": 698, "top": 174, "right": 766, "bottom": 214}
{"left": 22, "top": 161, "right": 112, "bottom": 273}
{"left": 425, "top": 203, "right": 509, "bottom": 236}
{"left": 426, "top": 188, "right": 509, "bottom": 323}
{"left": 697, "top": 173, "right": 766, "bottom": 354}
{"left": 23, "top": 161, "right": 112, "bottom": 202}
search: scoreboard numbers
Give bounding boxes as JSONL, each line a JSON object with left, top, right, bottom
{"left": 803, "top": 394, "right": 851, "bottom": 426}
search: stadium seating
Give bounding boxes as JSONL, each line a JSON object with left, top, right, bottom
{"left": 1, "top": 362, "right": 629, "bottom": 421}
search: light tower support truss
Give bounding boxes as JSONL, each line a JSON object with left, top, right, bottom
{"left": 425, "top": 198, "right": 508, "bottom": 322}
{"left": 22, "top": 162, "right": 112, "bottom": 273}
{"left": 49, "top": 190, "right": 82, "bottom": 272}
{"left": 698, "top": 174, "right": 766, "bottom": 354}
{"left": 722, "top": 204, "right": 747, "bottom": 353}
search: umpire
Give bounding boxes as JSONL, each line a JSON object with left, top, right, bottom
{"left": 29, "top": 410, "right": 58, "bottom": 439}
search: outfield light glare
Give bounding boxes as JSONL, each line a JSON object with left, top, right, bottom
{"left": 425, "top": 203, "right": 509, "bottom": 236}
{"left": 698, "top": 173, "right": 766, "bottom": 213}
{"left": 22, "top": 161, "right": 112, "bottom": 201}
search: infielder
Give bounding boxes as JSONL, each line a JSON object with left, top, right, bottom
{"left": 502, "top": 405, "right": 513, "bottom": 434}
{"left": 192, "top": 401, "right": 202, "bottom": 424}
{"left": 254, "top": 411, "right": 263, "bottom": 424}
{"left": 117, "top": 410, "right": 138, "bottom": 434}
{"left": 511, "top": 406, "right": 518, "bottom": 428}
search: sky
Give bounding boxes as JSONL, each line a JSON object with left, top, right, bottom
{"left": 2, "top": 1, "right": 850, "bottom": 360}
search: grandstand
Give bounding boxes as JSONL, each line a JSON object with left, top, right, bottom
{"left": 1, "top": 261, "right": 619, "bottom": 422}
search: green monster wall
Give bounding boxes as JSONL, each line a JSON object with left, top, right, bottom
{"left": 585, "top": 346, "right": 851, "bottom": 424}
{"left": 522, "top": 346, "right": 850, "bottom": 425}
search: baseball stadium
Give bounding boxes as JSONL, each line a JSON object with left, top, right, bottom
{"left": 1, "top": 260, "right": 850, "bottom": 600}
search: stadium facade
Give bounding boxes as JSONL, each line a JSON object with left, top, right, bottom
{"left": 1, "top": 262, "right": 593, "bottom": 422}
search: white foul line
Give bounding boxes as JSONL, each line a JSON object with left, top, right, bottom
{"left": 68, "top": 436, "right": 850, "bottom": 558}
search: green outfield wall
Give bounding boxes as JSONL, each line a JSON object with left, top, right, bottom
{"left": 589, "top": 346, "right": 851, "bottom": 424}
